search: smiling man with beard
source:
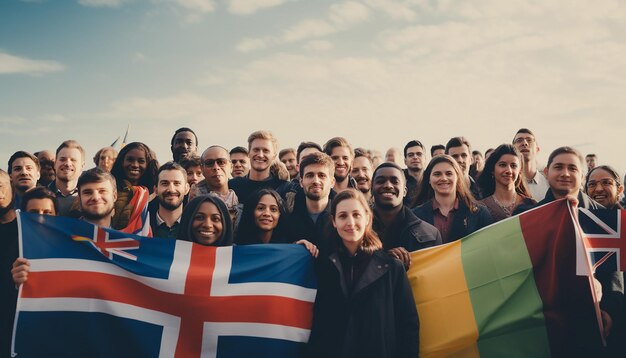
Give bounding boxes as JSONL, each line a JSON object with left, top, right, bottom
{"left": 371, "top": 162, "right": 441, "bottom": 269}
{"left": 149, "top": 162, "right": 190, "bottom": 239}
{"left": 323, "top": 137, "right": 357, "bottom": 193}
{"left": 48, "top": 140, "right": 85, "bottom": 217}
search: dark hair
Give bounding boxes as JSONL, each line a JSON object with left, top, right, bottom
{"left": 476, "top": 144, "right": 531, "bottom": 198}
{"left": 21, "top": 187, "right": 58, "bottom": 214}
{"left": 229, "top": 146, "right": 249, "bottom": 156}
{"left": 177, "top": 195, "right": 233, "bottom": 246}
{"left": 78, "top": 167, "right": 117, "bottom": 191}
{"left": 299, "top": 151, "right": 335, "bottom": 178}
{"left": 235, "top": 189, "right": 289, "bottom": 245}
{"left": 329, "top": 189, "right": 382, "bottom": 254}
{"left": 179, "top": 156, "right": 202, "bottom": 171}
{"left": 445, "top": 136, "right": 471, "bottom": 154}
{"left": 585, "top": 165, "right": 623, "bottom": 209}
{"left": 296, "top": 141, "right": 323, "bottom": 162}
{"left": 472, "top": 150, "right": 482, "bottom": 157}
{"left": 353, "top": 148, "right": 373, "bottom": 165}
{"left": 415, "top": 155, "right": 479, "bottom": 212}
{"left": 585, "top": 154, "right": 597, "bottom": 158}
{"left": 170, "top": 127, "right": 198, "bottom": 147}
{"left": 403, "top": 140, "right": 424, "bottom": 157}
{"left": 110, "top": 142, "right": 158, "bottom": 192}
{"left": 514, "top": 128, "right": 535, "bottom": 139}
{"left": 8, "top": 151, "right": 40, "bottom": 174}
{"left": 586, "top": 165, "right": 622, "bottom": 188}
{"left": 157, "top": 161, "right": 187, "bottom": 183}
{"left": 372, "top": 162, "right": 404, "bottom": 183}
{"left": 430, "top": 144, "right": 445, "bottom": 157}
{"left": 546, "top": 146, "right": 583, "bottom": 169}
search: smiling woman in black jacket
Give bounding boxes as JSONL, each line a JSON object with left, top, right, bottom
{"left": 306, "top": 189, "right": 419, "bottom": 358}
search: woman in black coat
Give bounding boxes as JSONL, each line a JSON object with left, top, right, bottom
{"left": 307, "top": 189, "right": 419, "bottom": 358}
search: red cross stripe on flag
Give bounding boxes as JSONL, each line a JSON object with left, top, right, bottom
{"left": 72, "top": 226, "right": 140, "bottom": 261}
{"left": 18, "top": 239, "right": 314, "bottom": 357}
{"left": 579, "top": 208, "right": 626, "bottom": 271}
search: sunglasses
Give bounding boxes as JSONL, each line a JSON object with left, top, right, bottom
{"left": 202, "top": 158, "right": 229, "bottom": 167}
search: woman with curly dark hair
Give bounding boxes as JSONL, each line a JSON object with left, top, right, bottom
{"left": 109, "top": 142, "right": 159, "bottom": 230}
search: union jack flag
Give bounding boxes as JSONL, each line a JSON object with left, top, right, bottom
{"left": 12, "top": 212, "right": 316, "bottom": 357}
{"left": 578, "top": 208, "right": 626, "bottom": 272}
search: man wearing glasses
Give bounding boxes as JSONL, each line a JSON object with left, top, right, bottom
{"left": 189, "top": 145, "right": 239, "bottom": 222}
{"left": 513, "top": 128, "right": 549, "bottom": 201}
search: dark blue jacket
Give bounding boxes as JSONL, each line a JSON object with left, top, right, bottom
{"left": 412, "top": 199, "right": 493, "bottom": 243}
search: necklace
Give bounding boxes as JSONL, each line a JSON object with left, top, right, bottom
{"left": 493, "top": 193, "right": 517, "bottom": 215}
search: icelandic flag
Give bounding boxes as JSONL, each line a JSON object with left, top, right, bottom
{"left": 578, "top": 209, "right": 626, "bottom": 272}
{"left": 12, "top": 212, "right": 317, "bottom": 357}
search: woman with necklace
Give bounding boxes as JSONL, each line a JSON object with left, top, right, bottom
{"left": 477, "top": 144, "right": 535, "bottom": 222}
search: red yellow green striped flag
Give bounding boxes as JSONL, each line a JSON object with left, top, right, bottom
{"left": 408, "top": 200, "right": 603, "bottom": 357}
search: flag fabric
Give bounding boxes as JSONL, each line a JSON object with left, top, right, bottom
{"left": 12, "top": 212, "right": 316, "bottom": 357}
{"left": 121, "top": 185, "right": 152, "bottom": 237}
{"left": 578, "top": 208, "right": 626, "bottom": 272}
{"left": 407, "top": 200, "right": 603, "bottom": 357}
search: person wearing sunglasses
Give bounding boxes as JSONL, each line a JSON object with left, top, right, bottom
{"left": 189, "top": 146, "right": 239, "bottom": 224}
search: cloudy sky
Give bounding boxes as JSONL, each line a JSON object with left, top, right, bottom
{"left": 1, "top": 0, "right": 625, "bottom": 174}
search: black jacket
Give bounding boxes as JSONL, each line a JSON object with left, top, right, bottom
{"left": 307, "top": 250, "right": 419, "bottom": 358}
{"left": 412, "top": 199, "right": 493, "bottom": 243}
{"left": 285, "top": 190, "right": 333, "bottom": 256}
{"left": 373, "top": 205, "right": 442, "bottom": 252}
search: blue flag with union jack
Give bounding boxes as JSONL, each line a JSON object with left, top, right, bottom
{"left": 12, "top": 212, "right": 317, "bottom": 357}
{"left": 578, "top": 208, "right": 626, "bottom": 273}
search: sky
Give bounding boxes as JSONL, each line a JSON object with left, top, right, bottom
{"left": 1, "top": 0, "right": 625, "bottom": 175}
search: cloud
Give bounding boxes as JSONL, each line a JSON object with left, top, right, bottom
{"left": 363, "top": 0, "right": 417, "bottom": 21}
{"left": 228, "top": 0, "right": 287, "bottom": 15}
{"left": 302, "top": 40, "right": 333, "bottom": 52}
{"left": 0, "top": 52, "right": 65, "bottom": 75}
{"left": 173, "top": 0, "right": 215, "bottom": 13}
{"left": 131, "top": 52, "right": 148, "bottom": 64}
{"left": 78, "top": 0, "right": 127, "bottom": 7}
{"left": 236, "top": 1, "right": 370, "bottom": 52}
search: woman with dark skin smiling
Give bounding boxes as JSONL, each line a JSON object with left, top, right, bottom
{"left": 235, "top": 189, "right": 318, "bottom": 256}
{"left": 177, "top": 195, "right": 233, "bottom": 246}
{"left": 585, "top": 165, "right": 624, "bottom": 209}
{"left": 109, "top": 142, "right": 158, "bottom": 230}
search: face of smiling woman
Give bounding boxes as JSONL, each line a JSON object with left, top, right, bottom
{"left": 123, "top": 148, "right": 147, "bottom": 185}
{"left": 254, "top": 194, "right": 280, "bottom": 232}
{"left": 191, "top": 201, "right": 223, "bottom": 245}
{"left": 332, "top": 198, "right": 369, "bottom": 255}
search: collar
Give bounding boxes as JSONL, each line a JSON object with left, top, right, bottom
{"left": 432, "top": 198, "right": 459, "bottom": 211}
{"left": 156, "top": 211, "right": 182, "bottom": 226}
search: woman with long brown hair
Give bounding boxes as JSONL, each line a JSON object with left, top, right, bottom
{"left": 476, "top": 144, "right": 536, "bottom": 222}
{"left": 413, "top": 155, "right": 492, "bottom": 243}
{"left": 307, "top": 189, "right": 418, "bottom": 358}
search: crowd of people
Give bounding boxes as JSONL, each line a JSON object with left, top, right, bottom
{"left": 1, "top": 127, "right": 624, "bottom": 357}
